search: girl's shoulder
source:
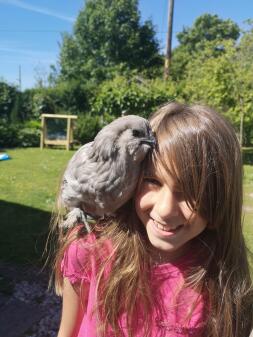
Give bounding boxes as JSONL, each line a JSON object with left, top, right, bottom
{"left": 61, "top": 229, "right": 111, "bottom": 284}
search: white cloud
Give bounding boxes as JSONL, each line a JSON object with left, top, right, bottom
{"left": 0, "top": 0, "right": 75, "bottom": 22}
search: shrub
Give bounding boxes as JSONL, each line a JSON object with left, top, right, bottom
{"left": 53, "top": 80, "right": 95, "bottom": 114}
{"left": 17, "top": 128, "right": 40, "bottom": 147}
{"left": 32, "top": 91, "right": 56, "bottom": 118}
{"left": 74, "top": 114, "right": 102, "bottom": 144}
{"left": 0, "top": 121, "right": 19, "bottom": 148}
{"left": 0, "top": 119, "right": 41, "bottom": 148}
{"left": 91, "top": 76, "right": 177, "bottom": 120}
{"left": 0, "top": 81, "right": 18, "bottom": 122}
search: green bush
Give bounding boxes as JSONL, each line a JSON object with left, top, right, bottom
{"left": 74, "top": 114, "right": 102, "bottom": 144}
{"left": 32, "top": 91, "right": 56, "bottom": 118}
{"left": 243, "top": 147, "right": 253, "bottom": 165}
{"left": 0, "top": 121, "right": 19, "bottom": 148}
{"left": 0, "top": 81, "right": 18, "bottom": 122}
{"left": 17, "top": 128, "right": 40, "bottom": 147}
{"left": 53, "top": 80, "right": 95, "bottom": 114}
{"left": 17, "top": 120, "right": 40, "bottom": 147}
{"left": 91, "top": 76, "right": 177, "bottom": 120}
{"left": 0, "top": 119, "right": 41, "bottom": 148}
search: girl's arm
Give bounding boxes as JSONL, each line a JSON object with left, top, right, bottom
{"left": 57, "top": 278, "right": 86, "bottom": 337}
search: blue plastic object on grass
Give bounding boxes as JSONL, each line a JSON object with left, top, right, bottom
{"left": 0, "top": 153, "right": 10, "bottom": 161}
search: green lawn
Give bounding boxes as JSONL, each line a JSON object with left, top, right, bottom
{"left": 0, "top": 148, "right": 73, "bottom": 264}
{"left": 0, "top": 148, "right": 252, "bottom": 265}
{"left": 243, "top": 165, "right": 253, "bottom": 250}
{"left": 0, "top": 148, "right": 73, "bottom": 211}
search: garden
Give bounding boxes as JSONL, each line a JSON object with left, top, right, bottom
{"left": 1, "top": 4, "right": 253, "bottom": 266}
{"left": 0, "top": 3, "right": 253, "bottom": 336}
{"left": 0, "top": 147, "right": 252, "bottom": 265}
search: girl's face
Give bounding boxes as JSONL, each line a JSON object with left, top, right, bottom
{"left": 135, "top": 164, "right": 207, "bottom": 261}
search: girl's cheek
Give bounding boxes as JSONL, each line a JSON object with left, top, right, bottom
{"left": 135, "top": 189, "right": 154, "bottom": 211}
{"left": 179, "top": 201, "right": 207, "bottom": 227}
{"left": 179, "top": 201, "right": 194, "bottom": 219}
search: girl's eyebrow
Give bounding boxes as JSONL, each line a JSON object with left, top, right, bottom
{"left": 143, "top": 168, "right": 157, "bottom": 177}
{"left": 144, "top": 163, "right": 166, "bottom": 179}
{"left": 143, "top": 167, "right": 181, "bottom": 189}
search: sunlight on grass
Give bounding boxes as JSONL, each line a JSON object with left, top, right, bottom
{"left": 0, "top": 148, "right": 73, "bottom": 212}
{"left": 243, "top": 165, "right": 253, "bottom": 251}
{"left": 0, "top": 148, "right": 252, "bottom": 263}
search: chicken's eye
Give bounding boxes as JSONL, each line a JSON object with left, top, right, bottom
{"left": 132, "top": 129, "right": 144, "bottom": 137}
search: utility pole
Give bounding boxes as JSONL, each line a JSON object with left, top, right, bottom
{"left": 164, "top": 0, "right": 174, "bottom": 80}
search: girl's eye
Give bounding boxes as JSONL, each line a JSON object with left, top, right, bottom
{"left": 143, "top": 177, "right": 161, "bottom": 186}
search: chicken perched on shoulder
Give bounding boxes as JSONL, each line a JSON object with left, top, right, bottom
{"left": 60, "top": 115, "right": 156, "bottom": 231}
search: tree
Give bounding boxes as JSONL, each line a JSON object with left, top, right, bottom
{"left": 177, "top": 14, "right": 240, "bottom": 51}
{"left": 183, "top": 40, "right": 237, "bottom": 111}
{"left": 171, "top": 14, "right": 240, "bottom": 80}
{"left": 34, "top": 63, "right": 49, "bottom": 88}
{"left": 0, "top": 81, "right": 18, "bottom": 121}
{"left": 59, "top": 0, "right": 161, "bottom": 83}
{"left": 181, "top": 37, "right": 253, "bottom": 145}
{"left": 230, "top": 22, "right": 253, "bottom": 145}
{"left": 91, "top": 75, "right": 176, "bottom": 120}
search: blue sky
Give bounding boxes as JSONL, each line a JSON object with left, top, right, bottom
{"left": 0, "top": 0, "right": 252, "bottom": 90}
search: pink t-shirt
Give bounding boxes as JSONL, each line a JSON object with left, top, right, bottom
{"left": 61, "top": 233, "right": 208, "bottom": 337}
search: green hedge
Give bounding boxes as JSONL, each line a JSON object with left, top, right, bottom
{"left": 0, "top": 120, "right": 40, "bottom": 149}
{"left": 74, "top": 114, "right": 102, "bottom": 144}
{"left": 0, "top": 122, "right": 19, "bottom": 148}
{"left": 91, "top": 76, "right": 177, "bottom": 121}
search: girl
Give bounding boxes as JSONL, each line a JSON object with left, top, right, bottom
{"left": 52, "top": 102, "right": 253, "bottom": 337}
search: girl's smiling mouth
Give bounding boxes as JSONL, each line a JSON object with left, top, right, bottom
{"left": 151, "top": 218, "right": 184, "bottom": 236}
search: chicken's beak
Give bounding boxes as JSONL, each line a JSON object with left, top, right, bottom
{"left": 141, "top": 133, "right": 156, "bottom": 148}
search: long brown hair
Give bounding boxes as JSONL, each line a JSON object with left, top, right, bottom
{"left": 149, "top": 102, "right": 253, "bottom": 336}
{"left": 51, "top": 102, "right": 253, "bottom": 337}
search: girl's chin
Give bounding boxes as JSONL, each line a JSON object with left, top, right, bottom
{"left": 148, "top": 237, "right": 181, "bottom": 252}
{"left": 146, "top": 222, "right": 190, "bottom": 261}
{"left": 148, "top": 238, "right": 190, "bottom": 263}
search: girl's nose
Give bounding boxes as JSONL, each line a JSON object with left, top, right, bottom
{"left": 153, "top": 186, "right": 180, "bottom": 221}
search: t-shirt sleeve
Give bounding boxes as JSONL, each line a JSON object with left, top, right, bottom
{"left": 61, "top": 237, "right": 93, "bottom": 284}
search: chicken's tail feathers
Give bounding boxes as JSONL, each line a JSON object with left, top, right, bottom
{"left": 60, "top": 208, "right": 91, "bottom": 233}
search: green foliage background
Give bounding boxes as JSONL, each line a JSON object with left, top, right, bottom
{"left": 0, "top": 5, "right": 253, "bottom": 266}
{"left": 1, "top": 7, "right": 253, "bottom": 146}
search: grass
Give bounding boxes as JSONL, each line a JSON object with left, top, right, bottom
{"left": 243, "top": 165, "right": 253, "bottom": 250}
{"left": 0, "top": 148, "right": 73, "bottom": 264}
{"left": 0, "top": 148, "right": 73, "bottom": 211}
{"left": 0, "top": 148, "right": 252, "bottom": 265}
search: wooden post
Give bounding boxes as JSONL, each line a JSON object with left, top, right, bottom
{"left": 70, "top": 119, "right": 74, "bottom": 149}
{"left": 66, "top": 117, "right": 71, "bottom": 151}
{"left": 40, "top": 115, "right": 45, "bottom": 149}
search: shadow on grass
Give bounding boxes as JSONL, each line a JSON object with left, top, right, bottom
{"left": 0, "top": 200, "right": 52, "bottom": 265}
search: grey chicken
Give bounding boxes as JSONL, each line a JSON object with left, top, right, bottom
{"left": 60, "top": 115, "right": 156, "bottom": 230}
